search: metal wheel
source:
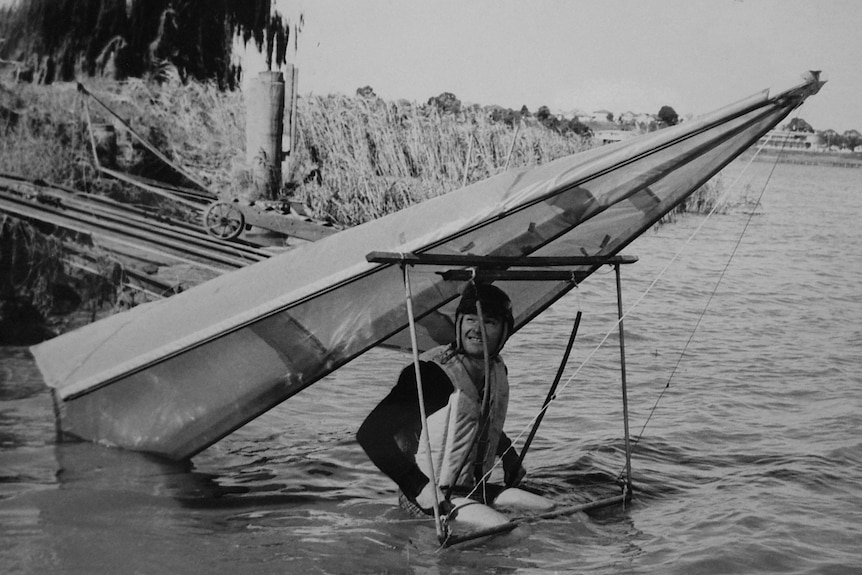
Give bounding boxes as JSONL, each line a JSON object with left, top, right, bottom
{"left": 203, "top": 201, "right": 245, "bottom": 240}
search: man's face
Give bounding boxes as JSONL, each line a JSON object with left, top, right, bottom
{"left": 459, "top": 313, "right": 506, "bottom": 359}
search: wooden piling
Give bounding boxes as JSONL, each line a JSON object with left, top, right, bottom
{"left": 281, "top": 64, "right": 298, "bottom": 183}
{"left": 246, "top": 71, "right": 285, "bottom": 200}
{"left": 91, "top": 123, "right": 117, "bottom": 168}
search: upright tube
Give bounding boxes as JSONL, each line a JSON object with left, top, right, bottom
{"left": 402, "top": 265, "right": 446, "bottom": 541}
{"left": 615, "top": 264, "right": 633, "bottom": 494}
{"left": 472, "top": 289, "right": 492, "bottom": 489}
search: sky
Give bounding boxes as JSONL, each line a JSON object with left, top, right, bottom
{"left": 241, "top": 0, "right": 862, "bottom": 132}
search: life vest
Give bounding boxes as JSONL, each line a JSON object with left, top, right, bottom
{"left": 415, "top": 344, "right": 509, "bottom": 489}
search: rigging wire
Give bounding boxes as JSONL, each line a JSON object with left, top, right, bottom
{"left": 615, "top": 123, "right": 797, "bottom": 482}
{"left": 463, "top": 122, "right": 794, "bottom": 497}
{"left": 411, "top": 107, "right": 812, "bottom": 534}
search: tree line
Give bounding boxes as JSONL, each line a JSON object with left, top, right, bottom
{"left": 420, "top": 90, "right": 681, "bottom": 137}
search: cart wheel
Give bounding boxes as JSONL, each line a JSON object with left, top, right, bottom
{"left": 203, "top": 201, "right": 245, "bottom": 240}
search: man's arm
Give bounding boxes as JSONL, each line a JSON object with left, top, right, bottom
{"left": 356, "top": 361, "right": 452, "bottom": 498}
{"left": 497, "top": 432, "right": 526, "bottom": 487}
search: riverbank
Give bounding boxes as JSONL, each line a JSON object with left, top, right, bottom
{"left": 1, "top": 78, "right": 726, "bottom": 344}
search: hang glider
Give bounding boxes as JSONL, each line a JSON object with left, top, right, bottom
{"left": 30, "top": 72, "right": 824, "bottom": 460}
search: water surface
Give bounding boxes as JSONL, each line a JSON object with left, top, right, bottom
{"left": 1, "top": 160, "right": 860, "bottom": 574}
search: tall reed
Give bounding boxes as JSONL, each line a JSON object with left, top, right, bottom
{"left": 2, "top": 77, "right": 717, "bottom": 229}
{"left": 291, "top": 95, "right": 593, "bottom": 226}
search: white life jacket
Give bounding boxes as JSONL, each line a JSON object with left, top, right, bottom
{"left": 415, "top": 344, "right": 509, "bottom": 489}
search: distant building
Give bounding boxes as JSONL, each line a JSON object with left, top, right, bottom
{"left": 571, "top": 111, "right": 592, "bottom": 123}
{"left": 589, "top": 109, "right": 613, "bottom": 123}
{"left": 756, "top": 129, "right": 822, "bottom": 151}
{"left": 593, "top": 129, "right": 637, "bottom": 145}
{"left": 617, "top": 111, "right": 637, "bottom": 124}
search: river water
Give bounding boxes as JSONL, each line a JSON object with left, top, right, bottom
{"left": 1, "top": 160, "right": 860, "bottom": 574}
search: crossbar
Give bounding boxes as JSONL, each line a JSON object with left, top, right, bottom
{"left": 439, "top": 269, "right": 588, "bottom": 282}
{"left": 366, "top": 251, "right": 637, "bottom": 268}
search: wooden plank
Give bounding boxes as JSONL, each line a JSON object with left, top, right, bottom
{"left": 238, "top": 206, "right": 339, "bottom": 242}
{"left": 442, "top": 520, "right": 518, "bottom": 547}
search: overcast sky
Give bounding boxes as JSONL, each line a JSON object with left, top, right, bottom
{"left": 244, "top": 0, "right": 861, "bottom": 132}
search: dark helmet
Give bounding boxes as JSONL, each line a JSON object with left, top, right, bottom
{"left": 456, "top": 283, "right": 515, "bottom": 335}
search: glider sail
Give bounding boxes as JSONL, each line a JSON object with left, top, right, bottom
{"left": 30, "top": 72, "right": 824, "bottom": 459}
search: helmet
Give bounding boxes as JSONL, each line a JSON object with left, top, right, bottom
{"left": 456, "top": 283, "right": 514, "bottom": 335}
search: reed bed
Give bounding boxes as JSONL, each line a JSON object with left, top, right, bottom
{"left": 292, "top": 95, "right": 592, "bottom": 225}
{"left": 0, "top": 76, "right": 246, "bottom": 196}
{"left": 2, "top": 76, "right": 715, "bottom": 228}
{"left": 0, "top": 82, "right": 89, "bottom": 183}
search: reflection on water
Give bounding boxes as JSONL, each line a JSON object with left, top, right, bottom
{"left": 2, "top": 161, "right": 862, "bottom": 574}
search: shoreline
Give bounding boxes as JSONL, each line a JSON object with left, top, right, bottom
{"left": 743, "top": 149, "right": 862, "bottom": 168}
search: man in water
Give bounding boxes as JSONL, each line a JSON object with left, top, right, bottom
{"left": 357, "top": 283, "right": 553, "bottom": 521}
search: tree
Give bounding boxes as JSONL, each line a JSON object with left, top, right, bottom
{"left": 819, "top": 129, "right": 839, "bottom": 149}
{"left": 356, "top": 85, "right": 377, "bottom": 99}
{"left": 566, "top": 118, "right": 592, "bottom": 138}
{"left": 535, "top": 105, "right": 563, "bottom": 132}
{"left": 787, "top": 118, "right": 814, "bottom": 133}
{"left": 0, "top": 0, "right": 297, "bottom": 89}
{"left": 657, "top": 105, "right": 678, "bottom": 127}
{"left": 536, "top": 105, "right": 552, "bottom": 123}
{"left": 843, "top": 130, "right": 861, "bottom": 151}
{"left": 427, "top": 92, "right": 461, "bottom": 115}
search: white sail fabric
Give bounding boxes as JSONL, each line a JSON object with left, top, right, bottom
{"left": 30, "top": 72, "right": 823, "bottom": 459}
